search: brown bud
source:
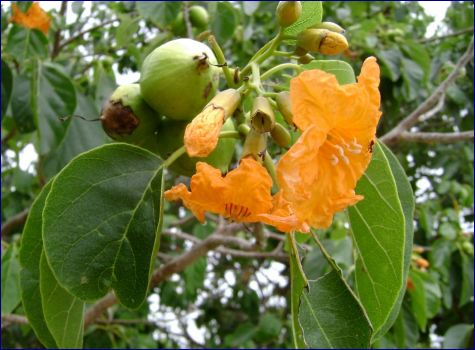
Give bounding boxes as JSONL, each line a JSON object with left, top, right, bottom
{"left": 276, "top": 1, "right": 302, "bottom": 28}
{"left": 275, "top": 91, "right": 294, "bottom": 127}
{"left": 298, "top": 53, "right": 314, "bottom": 64}
{"left": 294, "top": 46, "right": 308, "bottom": 57}
{"left": 251, "top": 96, "right": 275, "bottom": 133}
{"left": 271, "top": 123, "right": 291, "bottom": 148}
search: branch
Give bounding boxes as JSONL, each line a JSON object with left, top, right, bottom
{"left": 397, "top": 130, "right": 474, "bottom": 144}
{"left": 1, "top": 314, "right": 29, "bottom": 328}
{"left": 381, "top": 37, "right": 474, "bottom": 146}
{"left": 57, "top": 19, "right": 119, "bottom": 51}
{"left": 51, "top": 1, "right": 68, "bottom": 59}
{"left": 183, "top": 2, "right": 193, "bottom": 39}
{"left": 1, "top": 209, "right": 29, "bottom": 237}
{"left": 419, "top": 27, "right": 474, "bottom": 44}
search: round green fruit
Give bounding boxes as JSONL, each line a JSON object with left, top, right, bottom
{"left": 156, "top": 117, "right": 236, "bottom": 177}
{"left": 100, "top": 84, "right": 161, "bottom": 153}
{"left": 140, "top": 39, "right": 220, "bottom": 121}
{"left": 189, "top": 5, "right": 209, "bottom": 28}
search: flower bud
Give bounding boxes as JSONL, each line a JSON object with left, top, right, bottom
{"left": 275, "top": 91, "right": 294, "bottom": 127}
{"left": 242, "top": 128, "right": 267, "bottom": 161}
{"left": 312, "top": 21, "right": 345, "bottom": 34}
{"left": 276, "top": 1, "right": 302, "bottom": 28}
{"left": 251, "top": 96, "right": 275, "bottom": 133}
{"left": 297, "top": 29, "right": 348, "bottom": 55}
{"left": 294, "top": 46, "right": 308, "bottom": 57}
{"left": 298, "top": 53, "right": 314, "bottom": 64}
{"left": 271, "top": 123, "right": 291, "bottom": 148}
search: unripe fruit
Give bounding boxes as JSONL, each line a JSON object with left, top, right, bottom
{"left": 100, "top": 84, "right": 161, "bottom": 153}
{"left": 140, "top": 39, "right": 220, "bottom": 121}
{"left": 189, "top": 5, "right": 209, "bottom": 29}
{"left": 156, "top": 117, "right": 236, "bottom": 177}
{"left": 271, "top": 122, "right": 291, "bottom": 148}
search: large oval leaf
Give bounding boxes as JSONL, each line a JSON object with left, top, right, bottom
{"left": 19, "top": 181, "right": 57, "bottom": 348}
{"left": 42, "top": 144, "right": 164, "bottom": 308}
{"left": 284, "top": 2, "right": 323, "bottom": 36}
{"left": 348, "top": 141, "right": 408, "bottom": 341}
{"left": 2, "top": 244, "right": 21, "bottom": 315}
{"left": 303, "top": 60, "right": 356, "bottom": 85}
{"left": 40, "top": 251, "right": 84, "bottom": 348}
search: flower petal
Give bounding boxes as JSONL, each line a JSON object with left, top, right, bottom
{"left": 184, "top": 105, "right": 225, "bottom": 157}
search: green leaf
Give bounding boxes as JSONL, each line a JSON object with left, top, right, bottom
{"left": 116, "top": 15, "right": 140, "bottom": 47}
{"left": 303, "top": 60, "right": 356, "bottom": 84}
{"left": 378, "top": 49, "right": 402, "bottom": 81}
{"left": 254, "top": 313, "right": 282, "bottom": 342}
{"left": 459, "top": 252, "right": 474, "bottom": 306}
{"left": 401, "top": 57, "right": 423, "bottom": 100}
{"left": 5, "top": 26, "right": 48, "bottom": 62}
{"left": 136, "top": 2, "right": 181, "bottom": 26}
{"left": 43, "top": 92, "right": 107, "bottom": 179}
{"left": 442, "top": 324, "right": 474, "bottom": 349}
{"left": 407, "top": 270, "right": 427, "bottom": 331}
{"left": 183, "top": 257, "right": 206, "bottom": 302}
{"left": 19, "top": 181, "right": 57, "bottom": 348}
{"left": 299, "top": 236, "right": 372, "bottom": 348}
{"left": 376, "top": 141, "right": 414, "bottom": 337}
{"left": 211, "top": 2, "right": 237, "bottom": 43}
{"left": 288, "top": 233, "right": 307, "bottom": 348}
{"left": 1, "top": 59, "right": 13, "bottom": 116}
{"left": 284, "top": 2, "right": 323, "bottom": 36}
{"left": 1, "top": 244, "right": 22, "bottom": 314}
{"left": 40, "top": 251, "right": 84, "bottom": 348}
{"left": 42, "top": 144, "right": 164, "bottom": 308}
{"left": 33, "top": 63, "right": 77, "bottom": 155}
{"left": 348, "top": 141, "right": 408, "bottom": 341}
{"left": 11, "top": 74, "right": 35, "bottom": 133}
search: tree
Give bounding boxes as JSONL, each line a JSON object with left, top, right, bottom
{"left": 1, "top": 1, "right": 473, "bottom": 348}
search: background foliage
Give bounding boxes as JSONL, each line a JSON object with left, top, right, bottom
{"left": 1, "top": 1, "right": 473, "bottom": 348}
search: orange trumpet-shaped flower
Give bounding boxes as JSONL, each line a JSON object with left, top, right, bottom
{"left": 165, "top": 157, "right": 308, "bottom": 233}
{"left": 11, "top": 2, "right": 51, "bottom": 35}
{"left": 277, "top": 57, "right": 382, "bottom": 229}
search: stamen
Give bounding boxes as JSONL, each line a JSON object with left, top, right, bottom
{"left": 224, "top": 202, "right": 252, "bottom": 220}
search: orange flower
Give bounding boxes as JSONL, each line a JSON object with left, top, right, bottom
{"left": 184, "top": 89, "right": 240, "bottom": 158}
{"left": 11, "top": 2, "right": 51, "bottom": 35}
{"left": 165, "top": 157, "right": 308, "bottom": 233}
{"left": 277, "top": 57, "right": 381, "bottom": 229}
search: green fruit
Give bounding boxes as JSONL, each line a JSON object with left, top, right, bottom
{"left": 140, "top": 39, "right": 220, "bottom": 121}
{"left": 100, "top": 84, "right": 161, "bottom": 153}
{"left": 157, "top": 117, "right": 236, "bottom": 176}
{"left": 189, "top": 5, "right": 209, "bottom": 28}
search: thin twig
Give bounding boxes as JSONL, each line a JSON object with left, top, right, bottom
{"left": 183, "top": 2, "right": 193, "bottom": 39}
{"left": 51, "top": 1, "right": 68, "bottom": 59}
{"left": 57, "top": 19, "right": 119, "bottom": 51}
{"left": 419, "top": 27, "right": 474, "bottom": 43}
{"left": 1, "top": 209, "right": 29, "bottom": 237}
{"left": 398, "top": 130, "right": 474, "bottom": 144}
{"left": 381, "top": 37, "right": 474, "bottom": 145}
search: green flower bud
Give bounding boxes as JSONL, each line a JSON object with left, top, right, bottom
{"left": 298, "top": 53, "right": 314, "bottom": 64}
{"left": 312, "top": 21, "right": 345, "bottom": 34}
{"left": 271, "top": 122, "right": 291, "bottom": 148}
{"left": 276, "top": 1, "right": 302, "bottom": 28}
{"left": 251, "top": 96, "right": 275, "bottom": 133}
{"left": 275, "top": 91, "right": 294, "bottom": 127}
{"left": 242, "top": 128, "right": 267, "bottom": 161}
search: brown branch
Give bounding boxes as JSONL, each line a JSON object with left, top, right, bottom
{"left": 419, "top": 27, "right": 474, "bottom": 43}
{"left": 57, "top": 19, "right": 119, "bottom": 51}
{"left": 1, "top": 209, "right": 29, "bottom": 237}
{"left": 381, "top": 37, "right": 474, "bottom": 146}
{"left": 1, "top": 127, "right": 17, "bottom": 146}
{"left": 397, "top": 130, "right": 474, "bottom": 144}
{"left": 1, "top": 314, "right": 29, "bottom": 328}
{"left": 51, "top": 1, "right": 68, "bottom": 59}
{"left": 183, "top": 2, "right": 193, "bottom": 39}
